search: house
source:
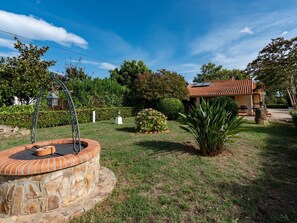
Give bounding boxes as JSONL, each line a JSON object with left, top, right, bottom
{"left": 188, "top": 79, "right": 265, "bottom": 115}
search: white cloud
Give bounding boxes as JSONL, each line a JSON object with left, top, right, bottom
{"left": 97, "top": 62, "right": 116, "bottom": 70}
{"left": 0, "top": 38, "right": 15, "bottom": 49}
{"left": 240, "top": 27, "right": 254, "bottom": 34}
{"left": 189, "top": 8, "right": 297, "bottom": 70}
{"left": 0, "top": 10, "right": 88, "bottom": 48}
{"left": 0, "top": 51, "right": 18, "bottom": 57}
{"left": 281, "top": 31, "right": 288, "bottom": 36}
{"left": 67, "top": 59, "right": 117, "bottom": 70}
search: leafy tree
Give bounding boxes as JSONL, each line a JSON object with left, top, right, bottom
{"left": 0, "top": 37, "right": 55, "bottom": 105}
{"left": 64, "top": 61, "right": 91, "bottom": 82}
{"left": 110, "top": 60, "right": 152, "bottom": 88}
{"left": 133, "top": 69, "right": 189, "bottom": 107}
{"left": 65, "top": 77, "right": 128, "bottom": 108}
{"left": 193, "top": 62, "right": 248, "bottom": 83}
{"left": 246, "top": 37, "right": 297, "bottom": 109}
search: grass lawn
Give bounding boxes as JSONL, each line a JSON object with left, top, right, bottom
{"left": 1, "top": 118, "right": 297, "bottom": 223}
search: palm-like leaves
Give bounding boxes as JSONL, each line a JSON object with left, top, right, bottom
{"left": 179, "top": 99, "right": 243, "bottom": 156}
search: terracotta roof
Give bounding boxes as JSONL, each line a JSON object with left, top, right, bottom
{"left": 188, "top": 79, "right": 256, "bottom": 97}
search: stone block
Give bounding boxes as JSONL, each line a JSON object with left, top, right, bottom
{"left": 0, "top": 184, "right": 8, "bottom": 200}
{"left": 45, "top": 176, "right": 63, "bottom": 195}
{"left": 73, "top": 163, "right": 86, "bottom": 173}
{"left": 58, "top": 177, "right": 69, "bottom": 198}
{"left": 27, "top": 184, "right": 39, "bottom": 199}
{"left": 11, "top": 186, "right": 24, "bottom": 215}
{"left": 0, "top": 201, "right": 9, "bottom": 214}
{"left": 49, "top": 170, "right": 63, "bottom": 181}
{"left": 25, "top": 199, "right": 40, "bottom": 214}
{"left": 47, "top": 195, "right": 59, "bottom": 210}
{"left": 7, "top": 185, "right": 15, "bottom": 202}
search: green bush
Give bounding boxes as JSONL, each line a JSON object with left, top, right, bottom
{"left": 179, "top": 99, "right": 243, "bottom": 156}
{"left": 210, "top": 96, "right": 238, "bottom": 119}
{"left": 290, "top": 110, "right": 297, "bottom": 126}
{"left": 0, "top": 107, "right": 135, "bottom": 128}
{"left": 135, "top": 108, "right": 168, "bottom": 133}
{"left": 267, "top": 104, "right": 288, "bottom": 109}
{"left": 0, "top": 105, "right": 34, "bottom": 113}
{"left": 157, "top": 98, "right": 184, "bottom": 120}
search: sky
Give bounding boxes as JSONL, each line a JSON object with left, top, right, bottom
{"left": 1, "top": 0, "right": 297, "bottom": 82}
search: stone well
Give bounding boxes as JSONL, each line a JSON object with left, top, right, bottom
{"left": 0, "top": 138, "right": 100, "bottom": 216}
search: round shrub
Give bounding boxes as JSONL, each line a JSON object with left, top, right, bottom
{"left": 135, "top": 108, "right": 168, "bottom": 133}
{"left": 157, "top": 98, "right": 184, "bottom": 120}
{"left": 210, "top": 96, "right": 238, "bottom": 119}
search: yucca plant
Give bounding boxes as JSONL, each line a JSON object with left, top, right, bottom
{"left": 179, "top": 99, "right": 243, "bottom": 156}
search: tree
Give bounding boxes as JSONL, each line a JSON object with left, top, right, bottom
{"left": 133, "top": 69, "right": 189, "bottom": 107}
{"left": 110, "top": 60, "right": 152, "bottom": 88}
{"left": 193, "top": 62, "right": 248, "bottom": 83}
{"left": 0, "top": 37, "right": 55, "bottom": 105}
{"left": 64, "top": 61, "right": 91, "bottom": 82}
{"left": 246, "top": 37, "right": 297, "bottom": 109}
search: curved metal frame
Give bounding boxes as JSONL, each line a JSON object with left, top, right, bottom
{"left": 31, "top": 73, "right": 81, "bottom": 154}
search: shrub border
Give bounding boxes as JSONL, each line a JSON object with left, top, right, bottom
{"left": 0, "top": 107, "right": 136, "bottom": 128}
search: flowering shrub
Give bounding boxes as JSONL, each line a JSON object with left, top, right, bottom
{"left": 135, "top": 108, "right": 168, "bottom": 133}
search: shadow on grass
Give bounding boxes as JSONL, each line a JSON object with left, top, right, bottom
{"left": 115, "top": 127, "right": 136, "bottom": 133}
{"left": 220, "top": 123, "right": 297, "bottom": 222}
{"left": 135, "top": 140, "right": 199, "bottom": 156}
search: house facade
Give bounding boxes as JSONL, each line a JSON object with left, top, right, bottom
{"left": 188, "top": 79, "right": 265, "bottom": 115}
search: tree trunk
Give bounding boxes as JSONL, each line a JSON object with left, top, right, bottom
{"left": 287, "top": 89, "right": 297, "bottom": 109}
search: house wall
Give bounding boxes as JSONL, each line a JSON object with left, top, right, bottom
{"left": 235, "top": 95, "right": 253, "bottom": 115}
{"left": 235, "top": 95, "right": 249, "bottom": 107}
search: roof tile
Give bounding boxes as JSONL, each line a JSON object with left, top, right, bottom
{"left": 188, "top": 79, "right": 256, "bottom": 97}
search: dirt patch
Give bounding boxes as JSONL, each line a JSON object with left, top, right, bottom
{"left": 0, "top": 125, "right": 30, "bottom": 138}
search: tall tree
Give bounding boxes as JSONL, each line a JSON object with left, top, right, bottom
{"left": 64, "top": 61, "right": 91, "bottom": 82}
{"left": 0, "top": 38, "right": 55, "bottom": 105}
{"left": 246, "top": 37, "right": 297, "bottom": 108}
{"left": 110, "top": 60, "right": 152, "bottom": 88}
{"left": 133, "top": 69, "right": 189, "bottom": 107}
{"left": 193, "top": 62, "right": 248, "bottom": 83}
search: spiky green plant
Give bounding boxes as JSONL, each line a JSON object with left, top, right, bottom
{"left": 179, "top": 99, "right": 243, "bottom": 156}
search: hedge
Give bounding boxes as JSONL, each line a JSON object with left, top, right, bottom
{"left": 0, "top": 107, "right": 135, "bottom": 129}
{"left": 290, "top": 110, "right": 297, "bottom": 127}
{"left": 267, "top": 104, "right": 288, "bottom": 109}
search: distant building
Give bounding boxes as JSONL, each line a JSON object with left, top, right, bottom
{"left": 188, "top": 79, "right": 265, "bottom": 115}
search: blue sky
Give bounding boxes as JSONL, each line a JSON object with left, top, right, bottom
{"left": 1, "top": 0, "right": 297, "bottom": 82}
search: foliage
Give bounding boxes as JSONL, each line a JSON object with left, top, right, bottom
{"left": 64, "top": 77, "right": 128, "bottom": 108}
{"left": 0, "top": 105, "right": 34, "bottom": 113}
{"left": 193, "top": 63, "right": 249, "bottom": 83}
{"left": 0, "top": 107, "right": 135, "bottom": 128}
{"left": 157, "top": 98, "right": 184, "bottom": 120}
{"left": 110, "top": 60, "right": 152, "bottom": 88}
{"left": 0, "top": 37, "right": 55, "bottom": 106}
{"left": 63, "top": 61, "right": 91, "bottom": 82}
{"left": 133, "top": 69, "right": 189, "bottom": 107}
{"left": 179, "top": 99, "right": 243, "bottom": 156}
{"left": 209, "top": 96, "right": 239, "bottom": 119}
{"left": 135, "top": 108, "right": 168, "bottom": 133}
{"left": 246, "top": 37, "right": 297, "bottom": 109}
{"left": 290, "top": 110, "right": 297, "bottom": 126}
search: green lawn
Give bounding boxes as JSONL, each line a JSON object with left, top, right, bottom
{"left": 1, "top": 118, "right": 297, "bottom": 223}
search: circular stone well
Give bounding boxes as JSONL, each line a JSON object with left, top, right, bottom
{"left": 0, "top": 138, "right": 100, "bottom": 216}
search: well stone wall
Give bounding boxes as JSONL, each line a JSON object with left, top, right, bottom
{"left": 0, "top": 154, "right": 100, "bottom": 216}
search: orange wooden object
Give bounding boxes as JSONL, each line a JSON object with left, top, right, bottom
{"left": 35, "top": 146, "right": 56, "bottom": 156}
